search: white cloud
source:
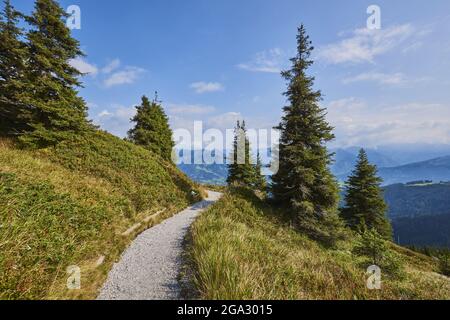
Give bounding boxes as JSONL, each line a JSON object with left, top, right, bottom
{"left": 91, "top": 102, "right": 278, "bottom": 151}
{"left": 91, "top": 104, "right": 136, "bottom": 138}
{"left": 167, "top": 103, "right": 216, "bottom": 115}
{"left": 86, "top": 102, "right": 99, "bottom": 109}
{"left": 169, "top": 107, "right": 241, "bottom": 131}
{"left": 104, "top": 66, "right": 146, "bottom": 87}
{"left": 327, "top": 97, "right": 367, "bottom": 111}
{"left": 97, "top": 110, "right": 113, "bottom": 117}
{"left": 69, "top": 58, "right": 98, "bottom": 76}
{"left": 170, "top": 111, "right": 244, "bottom": 150}
{"left": 317, "top": 24, "right": 415, "bottom": 64}
{"left": 326, "top": 98, "right": 450, "bottom": 147}
{"left": 343, "top": 72, "right": 407, "bottom": 85}
{"left": 102, "top": 59, "right": 121, "bottom": 74}
{"left": 71, "top": 58, "right": 145, "bottom": 88}
{"left": 238, "top": 48, "right": 284, "bottom": 73}
{"left": 402, "top": 41, "right": 423, "bottom": 54}
{"left": 343, "top": 72, "right": 431, "bottom": 86}
{"left": 206, "top": 112, "right": 242, "bottom": 130}
{"left": 190, "top": 82, "right": 224, "bottom": 94}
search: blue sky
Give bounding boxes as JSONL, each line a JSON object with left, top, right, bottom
{"left": 14, "top": 0, "right": 450, "bottom": 148}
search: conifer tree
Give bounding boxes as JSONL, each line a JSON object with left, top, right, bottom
{"left": 227, "top": 121, "right": 240, "bottom": 185}
{"left": 127, "top": 95, "right": 174, "bottom": 161}
{"left": 341, "top": 149, "right": 392, "bottom": 240}
{"left": 270, "top": 25, "right": 342, "bottom": 244}
{"left": 0, "top": 0, "right": 27, "bottom": 135}
{"left": 227, "top": 121, "right": 254, "bottom": 186}
{"left": 253, "top": 151, "right": 267, "bottom": 193}
{"left": 20, "top": 0, "right": 88, "bottom": 146}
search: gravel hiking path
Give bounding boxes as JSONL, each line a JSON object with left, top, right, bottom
{"left": 97, "top": 190, "right": 222, "bottom": 300}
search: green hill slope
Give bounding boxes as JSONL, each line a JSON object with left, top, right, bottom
{"left": 0, "top": 132, "right": 202, "bottom": 300}
{"left": 187, "top": 189, "right": 449, "bottom": 300}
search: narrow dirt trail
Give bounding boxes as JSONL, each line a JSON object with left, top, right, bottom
{"left": 97, "top": 191, "right": 222, "bottom": 300}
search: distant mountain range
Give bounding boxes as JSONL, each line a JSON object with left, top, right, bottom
{"left": 178, "top": 147, "right": 450, "bottom": 186}
{"left": 378, "top": 156, "right": 450, "bottom": 185}
{"left": 177, "top": 150, "right": 228, "bottom": 185}
{"left": 179, "top": 163, "right": 228, "bottom": 185}
{"left": 330, "top": 147, "right": 450, "bottom": 184}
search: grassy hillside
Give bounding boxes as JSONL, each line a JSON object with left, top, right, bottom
{"left": 0, "top": 131, "right": 202, "bottom": 300}
{"left": 186, "top": 189, "right": 449, "bottom": 300}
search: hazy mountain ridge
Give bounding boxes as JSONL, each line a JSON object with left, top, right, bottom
{"left": 379, "top": 156, "right": 450, "bottom": 185}
{"left": 178, "top": 147, "right": 450, "bottom": 186}
{"left": 179, "top": 163, "right": 228, "bottom": 185}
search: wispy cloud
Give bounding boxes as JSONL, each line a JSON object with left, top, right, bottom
{"left": 238, "top": 48, "right": 284, "bottom": 73}
{"left": 206, "top": 112, "right": 242, "bottom": 130}
{"left": 343, "top": 71, "right": 431, "bottom": 86}
{"left": 326, "top": 98, "right": 450, "bottom": 147}
{"left": 91, "top": 104, "right": 136, "bottom": 138}
{"left": 327, "top": 97, "right": 367, "bottom": 111}
{"left": 103, "top": 66, "right": 146, "bottom": 88}
{"left": 102, "top": 59, "right": 121, "bottom": 74}
{"left": 343, "top": 72, "right": 407, "bottom": 85}
{"left": 72, "top": 58, "right": 145, "bottom": 88}
{"left": 317, "top": 24, "right": 415, "bottom": 64}
{"left": 402, "top": 41, "right": 424, "bottom": 54}
{"left": 69, "top": 58, "right": 98, "bottom": 76}
{"left": 190, "top": 82, "right": 224, "bottom": 94}
{"left": 97, "top": 110, "right": 113, "bottom": 117}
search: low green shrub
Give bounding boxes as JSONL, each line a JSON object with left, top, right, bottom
{"left": 353, "top": 229, "right": 405, "bottom": 280}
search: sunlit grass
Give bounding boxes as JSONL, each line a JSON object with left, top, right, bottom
{"left": 0, "top": 132, "right": 202, "bottom": 300}
{"left": 188, "top": 188, "right": 450, "bottom": 300}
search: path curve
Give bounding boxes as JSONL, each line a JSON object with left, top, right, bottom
{"left": 97, "top": 190, "right": 222, "bottom": 300}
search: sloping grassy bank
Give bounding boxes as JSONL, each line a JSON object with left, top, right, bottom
{"left": 0, "top": 132, "right": 202, "bottom": 300}
{"left": 187, "top": 188, "right": 449, "bottom": 300}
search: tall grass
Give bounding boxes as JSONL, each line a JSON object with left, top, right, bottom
{"left": 187, "top": 188, "right": 450, "bottom": 300}
{"left": 0, "top": 132, "right": 202, "bottom": 299}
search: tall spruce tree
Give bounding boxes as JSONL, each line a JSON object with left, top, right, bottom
{"left": 227, "top": 121, "right": 254, "bottom": 186}
{"left": 227, "top": 120, "right": 240, "bottom": 185}
{"left": 252, "top": 151, "right": 267, "bottom": 193}
{"left": 270, "top": 25, "right": 342, "bottom": 244}
{"left": 20, "top": 0, "right": 88, "bottom": 146}
{"left": 341, "top": 149, "right": 392, "bottom": 240}
{"left": 127, "top": 95, "right": 174, "bottom": 161}
{"left": 0, "top": 0, "right": 27, "bottom": 136}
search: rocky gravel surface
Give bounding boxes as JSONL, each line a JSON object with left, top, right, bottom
{"left": 97, "top": 191, "right": 222, "bottom": 300}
